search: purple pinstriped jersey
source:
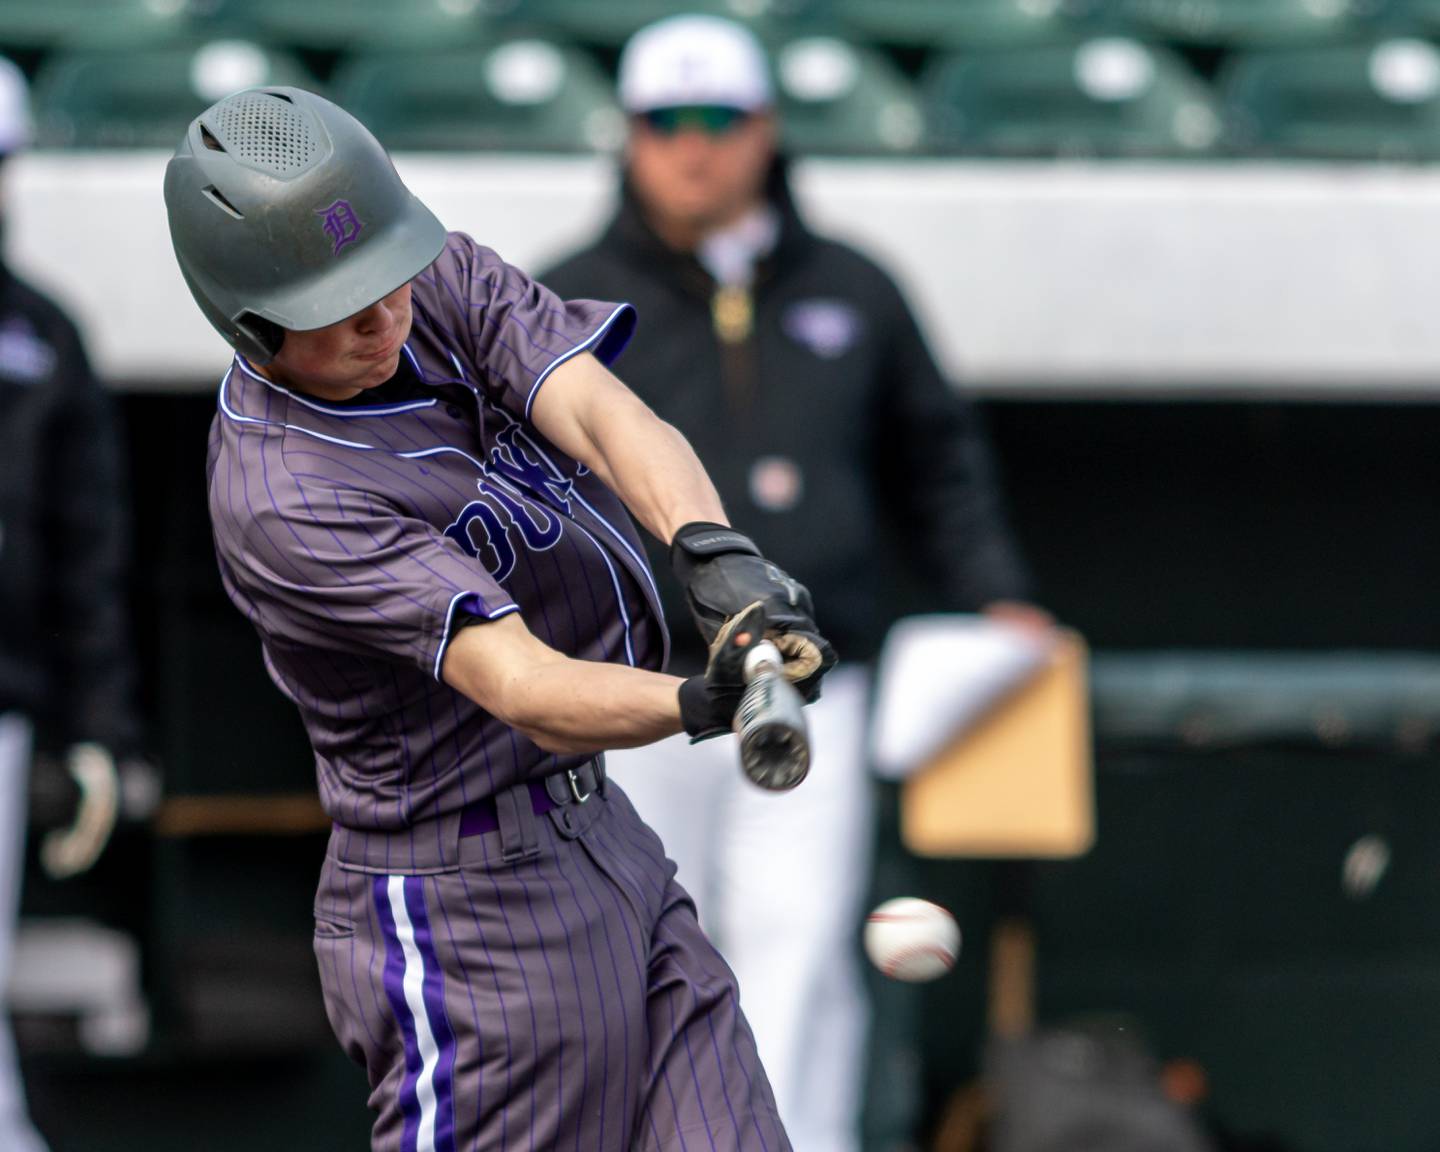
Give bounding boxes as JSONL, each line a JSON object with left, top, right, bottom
{"left": 206, "top": 232, "right": 667, "bottom": 851}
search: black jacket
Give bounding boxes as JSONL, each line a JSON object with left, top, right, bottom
{"left": 540, "top": 160, "right": 1031, "bottom": 669}
{"left": 0, "top": 257, "right": 139, "bottom": 751}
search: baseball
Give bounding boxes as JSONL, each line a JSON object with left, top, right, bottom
{"left": 864, "top": 897, "right": 961, "bottom": 982}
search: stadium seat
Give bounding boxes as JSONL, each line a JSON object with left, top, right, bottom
{"left": 922, "top": 38, "right": 1223, "bottom": 157}
{"left": 240, "top": 0, "right": 497, "bottom": 51}
{"left": 833, "top": 0, "right": 1098, "bottom": 48}
{"left": 33, "top": 40, "right": 316, "bottom": 148}
{"left": 1100, "top": 0, "right": 1368, "bottom": 45}
{"left": 517, "top": 0, "right": 822, "bottom": 47}
{"left": 0, "top": 0, "right": 210, "bottom": 51}
{"left": 774, "top": 37, "right": 925, "bottom": 154}
{"left": 1388, "top": 0, "right": 1440, "bottom": 33}
{"left": 1222, "top": 38, "right": 1440, "bottom": 159}
{"left": 330, "top": 40, "right": 623, "bottom": 153}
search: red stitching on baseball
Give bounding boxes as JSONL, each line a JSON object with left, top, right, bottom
{"left": 879, "top": 942, "right": 956, "bottom": 979}
{"left": 868, "top": 911, "right": 939, "bottom": 923}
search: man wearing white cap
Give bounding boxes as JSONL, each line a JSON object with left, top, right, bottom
{"left": 0, "top": 55, "right": 141, "bottom": 1152}
{"left": 543, "top": 15, "right": 1047, "bottom": 1152}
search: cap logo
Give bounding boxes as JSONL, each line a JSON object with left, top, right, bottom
{"left": 679, "top": 51, "right": 706, "bottom": 82}
{"left": 316, "top": 199, "right": 363, "bottom": 256}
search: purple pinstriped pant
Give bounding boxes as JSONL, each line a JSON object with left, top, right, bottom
{"left": 313, "top": 780, "right": 791, "bottom": 1152}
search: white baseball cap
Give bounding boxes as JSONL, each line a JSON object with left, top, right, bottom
{"left": 618, "top": 14, "right": 773, "bottom": 115}
{"left": 0, "top": 56, "right": 32, "bottom": 155}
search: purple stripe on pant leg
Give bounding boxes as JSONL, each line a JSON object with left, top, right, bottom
{"left": 405, "top": 877, "right": 459, "bottom": 1152}
{"left": 374, "top": 875, "right": 424, "bottom": 1152}
{"left": 432, "top": 886, "right": 485, "bottom": 1144}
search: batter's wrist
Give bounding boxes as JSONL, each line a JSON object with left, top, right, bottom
{"left": 669, "top": 521, "right": 760, "bottom": 584}
{"left": 678, "top": 675, "right": 738, "bottom": 742}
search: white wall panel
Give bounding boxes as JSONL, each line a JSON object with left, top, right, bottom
{"left": 9, "top": 152, "right": 1440, "bottom": 397}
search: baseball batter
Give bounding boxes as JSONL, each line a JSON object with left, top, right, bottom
{"left": 162, "top": 89, "right": 834, "bottom": 1150}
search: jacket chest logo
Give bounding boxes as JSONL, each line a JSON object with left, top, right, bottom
{"left": 0, "top": 321, "right": 56, "bottom": 384}
{"left": 783, "top": 298, "right": 863, "bottom": 360}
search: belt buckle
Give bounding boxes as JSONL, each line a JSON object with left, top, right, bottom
{"left": 567, "top": 766, "right": 593, "bottom": 805}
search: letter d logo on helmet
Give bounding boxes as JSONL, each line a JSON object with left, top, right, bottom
{"left": 163, "top": 87, "right": 446, "bottom": 365}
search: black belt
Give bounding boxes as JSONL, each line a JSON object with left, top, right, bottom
{"left": 457, "top": 757, "right": 605, "bottom": 839}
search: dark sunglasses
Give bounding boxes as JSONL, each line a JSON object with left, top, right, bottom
{"left": 639, "top": 105, "right": 751, "bottom": 137}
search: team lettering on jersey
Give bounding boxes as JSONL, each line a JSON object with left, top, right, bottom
{"left": 491, "top": 421, "right": 575, "bottom": 513}
{"left": 442, "top": 416, "right": 576, "bottom": 583}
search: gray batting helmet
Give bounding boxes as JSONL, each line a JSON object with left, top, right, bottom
{"left": 164, "top": 86, "right": 446, "bottom": 365}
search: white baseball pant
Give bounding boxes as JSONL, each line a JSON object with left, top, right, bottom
{"left": 0, "top": 713, "right": 46, "bottom": 1152}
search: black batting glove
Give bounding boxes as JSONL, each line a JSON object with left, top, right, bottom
{"left": 677, "top": 602, "right": 770, "bottom": 742}
{"left": 670, "top": 521, "right": 837, "bottom": 701}
{"left": 678, "top": 677, "right": 742, "bottom": 742}
{"left": 670, "top": 522, "right": 815, "bottom": 642}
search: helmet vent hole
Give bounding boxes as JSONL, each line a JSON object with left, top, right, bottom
{"left": 210, "top": 91, "right": 320, "bottom": 176}
{"left": 200, "top": 124, "right": 226, "bottom": 152}
{"left": 202, "top": 184, "right": 244, "bottom": 219}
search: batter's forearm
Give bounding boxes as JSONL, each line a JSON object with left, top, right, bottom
{"left": 592, "top": 411, "right": 727, "bottom": 543}
{"left": 441, "top": 615, "right": 685, "bottom": 754}
{"left": 494, "top": 662, "right": 686, "bottom": 754}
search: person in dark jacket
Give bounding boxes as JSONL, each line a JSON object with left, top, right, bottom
{"left": 540, "top": 15, "right": 1049, "bottom": 1152}
{"left": 0, "top": 56, "right": 141, "bottom": 1152}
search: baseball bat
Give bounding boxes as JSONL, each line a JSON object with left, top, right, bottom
{"left": 734, "top": 640, "right": 811, "bottom": 791}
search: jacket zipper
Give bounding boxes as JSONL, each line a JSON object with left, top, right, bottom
{"left": 712, "top": 284, "right": 757, "bottom": 422}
